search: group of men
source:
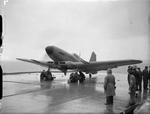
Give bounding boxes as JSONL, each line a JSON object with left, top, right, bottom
{"left": 127, "top": 66, "right": 150, "bottom": 92}
{"left": 103, "top": 65, "right": 150, "bottom": 106}
{"left": 127, "top": 65, "right": 150, "bottom": 106}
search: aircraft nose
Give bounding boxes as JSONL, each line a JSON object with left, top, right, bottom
{"left": 45, "top": 46, "right": 54, "bottom": 55}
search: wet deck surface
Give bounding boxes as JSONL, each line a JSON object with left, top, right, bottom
{"left": 1, "top": 73, "right": 150, "bottom": 113}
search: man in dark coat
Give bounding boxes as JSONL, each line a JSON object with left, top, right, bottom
{"left": 127, "top": 66, "right": 132, "bottom": 88}
{"left": 132, "top": 66, "right": 139, "bottom": 91}
{"left": 137, "top": 68, "right": 142, "bottom": 91}
{"left": 128, "top": 71, "right": 136, "bottom": 106}
{"left": 142, "top": 66, "right": 149, "bottom": 91}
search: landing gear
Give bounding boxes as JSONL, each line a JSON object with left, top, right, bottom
{"left": 68, "top": 71, "right": 85, "bottom": 83}
{"left": 46, "top": 70, "right": 54, "bottom": 81}
{"left": 78, "top": 71, "right": 85, "bottom": 83}
{"left": 69, "top": 73, "right": 78, "bottom": 83}
{"left": 40, "top": 70, "right": 55, "bottom": 82}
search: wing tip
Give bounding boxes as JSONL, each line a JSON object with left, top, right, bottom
{"left": 132, "top": 59, "right": 143, "bottom": 64}
{"left": 16, "top": 58, "right": 23, "bottom": 60}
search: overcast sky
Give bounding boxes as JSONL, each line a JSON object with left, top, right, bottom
{"left": 1, "top": 0, "right": 150, "bottom": 61}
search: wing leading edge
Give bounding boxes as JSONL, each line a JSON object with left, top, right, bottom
{"left": 16, "top": 58, "right": 54, "bottom": 68}
{"left": 16, "top": 58, "right": 142, "bottom": 73}
{"left": 73, "top": 59, "right": 142, "bottom": 74}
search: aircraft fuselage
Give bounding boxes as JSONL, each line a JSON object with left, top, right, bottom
{"left": 45, "top": 46, "right": 81, "bottom": 62}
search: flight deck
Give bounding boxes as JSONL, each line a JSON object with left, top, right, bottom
{"left": 1, "top": 73, "right": 150, "bottom": 113}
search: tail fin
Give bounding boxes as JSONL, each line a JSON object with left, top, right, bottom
{"left": 89, "top": 52, "right": 96, "bottom": 62}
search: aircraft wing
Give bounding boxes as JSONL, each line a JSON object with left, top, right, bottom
{"left": 94, "top": 59, "right": 142, "bottom": 69}
{"left": 3, "top": 70, "right": 64, "bottom": 75}
{"left": 15, "top": 58, "right": 77, "bottom": 75}
{"left": 3, "top": 71, "right": 41, "bottom": 75}
{"left": 16, "top": 58, "right": 142, "bottom": 74}
{"left": 77, "top": 59, "right": 142, "bottom": 73}
{"left": 16, "top": 58, "right": 52, "bottom": 67}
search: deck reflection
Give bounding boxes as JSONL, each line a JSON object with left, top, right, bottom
{"left": 1, "top": 73, "right": 150, "bottom": 113}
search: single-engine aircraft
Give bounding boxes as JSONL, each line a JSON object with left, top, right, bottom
{"left": 16, "top": 46, "right": 142, "bottom": 83}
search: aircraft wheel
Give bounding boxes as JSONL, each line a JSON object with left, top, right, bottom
{"left": 69, "top": 73, "right": 78, "bottom": 83}
{"left": 79, "top": 78, "right": 84, "bottom": 83}
{"left": 78, "top": 72, "right": 85, "bottom": 83}
{"left": 79, "top": 75, "right": 85, "bottom": 83}
{"left": 47, "top": 74, "right": 54, "bottom": 81}
{"left": 40, "top": 73, "right": 44, "bottom": 82}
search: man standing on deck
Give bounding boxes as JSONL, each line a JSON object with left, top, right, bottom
{"left": 132, "top": 66, "right": 139, "bottom": 91}
{"left": 104, "top": 69, "right": 116, "bottom": 105}
{"left": 137, "top": 68, "right": 142, "bottom": 91}
{"left": 128, "top": 68, "right": 136, "bottom": 106}
{"left": 127, "top": 66, "right": 132, "bottom": 89}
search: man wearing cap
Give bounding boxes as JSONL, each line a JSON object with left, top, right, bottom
{"left": 128, "top": 69, "right": 136, "bottom": 106}
{"left": 137, "top": 68, "right": 142, "bottom": 91}
{"left": 104, "top": 69, "right": 116, "bottom": 105}
{"left": 127, "top": 66, "right": 132, "bottom": 88}
{"left": 132, "top": 66, "right": 139, "bottom": 91}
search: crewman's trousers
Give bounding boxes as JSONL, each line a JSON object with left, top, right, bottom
{"left": 106, "top": 96, "right": 113, "bottom": 105}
